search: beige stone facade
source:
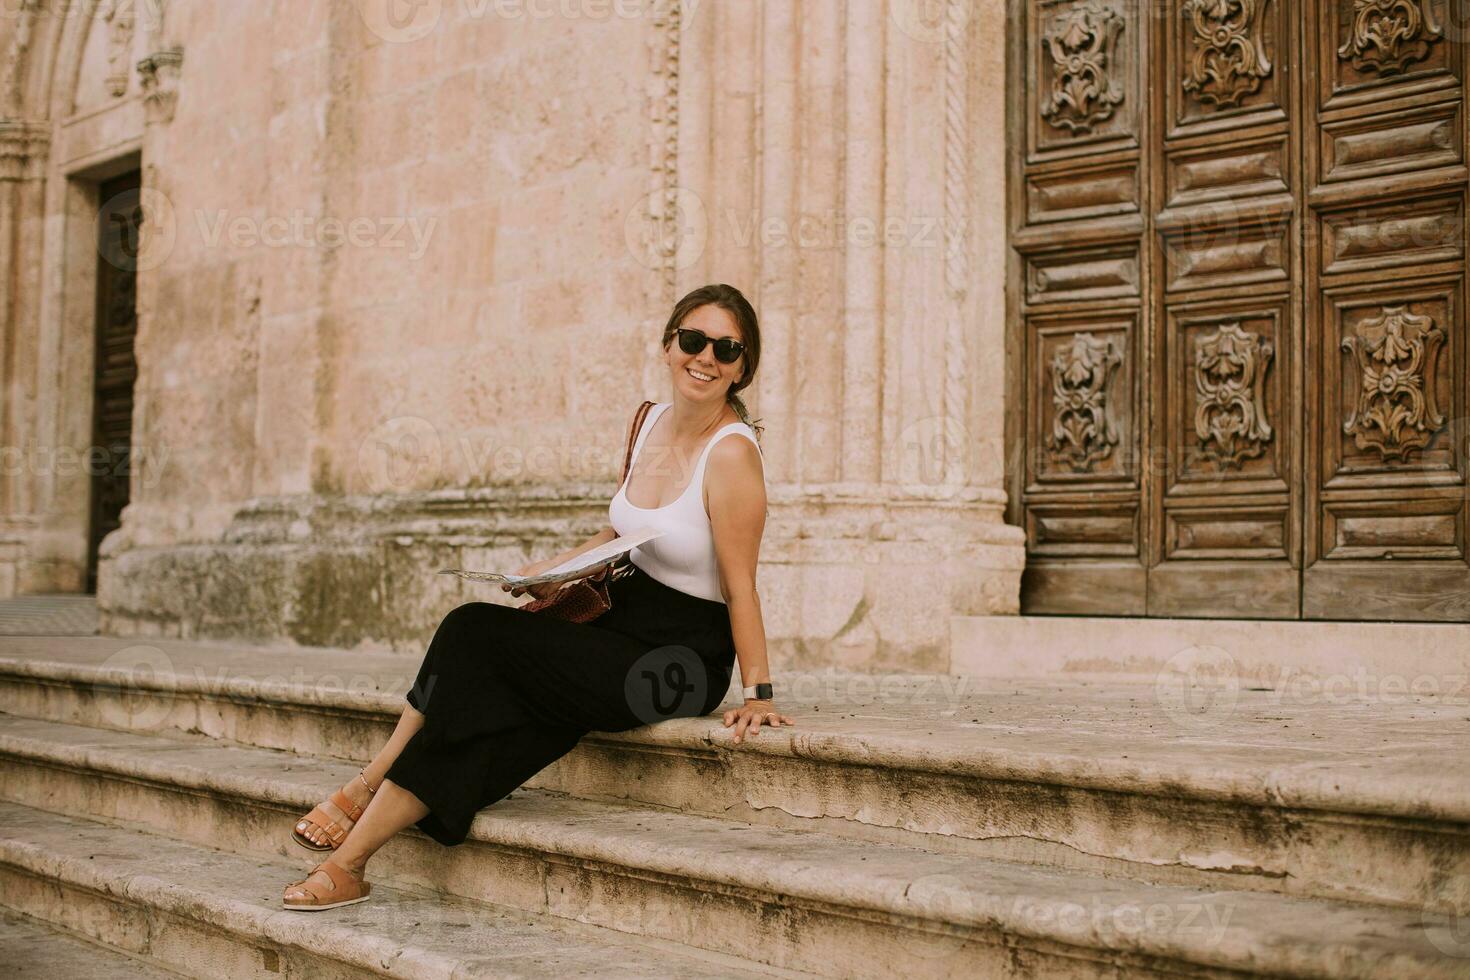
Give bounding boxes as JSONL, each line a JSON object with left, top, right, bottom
{"left": 0, "top": 1, "right": 1024, "bottom": 670}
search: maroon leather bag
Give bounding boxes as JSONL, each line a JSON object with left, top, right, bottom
{"left": 521, "top": 400, "right": 655, "bottom": 623}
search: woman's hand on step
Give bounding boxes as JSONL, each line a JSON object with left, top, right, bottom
{"left": 722, "top": 699, "right": 795, "bottom": 745}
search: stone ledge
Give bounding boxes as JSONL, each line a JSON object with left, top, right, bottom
{"left": 121, "top": 483, "right": 1019, "bottom": 546}
{"left": 95, "top": 487, "right": 1025, "bottom": 668}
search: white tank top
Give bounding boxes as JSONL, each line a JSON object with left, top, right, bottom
{"left": 608, "top": 402, "right": 765, "bottom": 603}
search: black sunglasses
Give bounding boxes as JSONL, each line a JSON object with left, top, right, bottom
{"left": 675, "top": 327, "right": 745, "bottom": 364}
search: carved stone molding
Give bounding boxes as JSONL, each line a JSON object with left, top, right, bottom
{"left": 942, "top": 0, "right": 969, "bottom": 486}
{"left": 137, "top": 46, "right": 184, "bottom": 125}
{"left": 2, "top": 0, "right": 42, "bottom": 116}
{"left": 648, "top": 4, "right": 680, "bottom": 302}
{"left": 1342, "top": 306, "right": 1446, "bottom": 462}
{"left": 104, "top": 0, "right": 137, "bottom": 98}
{"left": 1046, "top": 332, "right": 1124, "bottom": 471}
{"left": 1193, "top": 323, "right": 1274, "bottom": 468}
{"left": 1338, "top": 0, "right": 1443, "bottom": 76}
{"left": 0, "top": 118, "right": 51, "bottom": 181}
{"left": 1181, "top": 0, "right": 1273, "bottom": 108}
{"left": 1040, "top": 0, "right": 1126, "bottom": 135}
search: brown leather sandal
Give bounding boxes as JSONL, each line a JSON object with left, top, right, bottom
{"left": 282, "top": 859, "right": 372, "bottom": 911}
{"left": 292, "top": 770, "right": 377, "bottom": 851}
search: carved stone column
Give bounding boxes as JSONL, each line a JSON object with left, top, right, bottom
{"left": 0, "top": 119, "right": 52, "bottom": 595}
{"left": 669, "top": 0, "right": 1024, "bottom": 672}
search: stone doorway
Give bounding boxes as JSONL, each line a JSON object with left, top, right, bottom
{"left": 87, "top": 171, "right": 142, "bottom": 594}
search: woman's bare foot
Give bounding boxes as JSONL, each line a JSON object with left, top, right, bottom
{"left": 293, "top": 770, "right": 378, "bottom": 849}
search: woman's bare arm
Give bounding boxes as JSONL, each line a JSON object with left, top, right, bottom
{"left": 706, "top": 435, "right": 793, "bottom": 743}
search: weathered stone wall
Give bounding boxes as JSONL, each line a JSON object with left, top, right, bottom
{"left": 1, "top": 1, "right": 1024, "bottom": 671}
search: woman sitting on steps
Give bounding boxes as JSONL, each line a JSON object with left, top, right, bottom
{"left": 282, "top": 283, "right": 794, "bottom": 911}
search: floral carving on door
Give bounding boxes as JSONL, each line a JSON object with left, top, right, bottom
{"left": 1181, "top": 0, "right": 1274, "bottom": 107}
{"left": 1342, "top": 306, "right": 1446, "bottom": 461}
{"left": 1193, "top": 323, "right": 1275, "bottom": 468}
{"left": 1338, "top": 0, "right": 1444, "bottom": 76}
{"left": 1046, "top": 332, "right": 1124, "bottom": 471}
{"left": 1040, "top": 0, "right": 1127, "bottom": 134}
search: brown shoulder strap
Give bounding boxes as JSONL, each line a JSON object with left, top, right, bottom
{"left": 619, "top": 400, "right": 656, "bottom": 485}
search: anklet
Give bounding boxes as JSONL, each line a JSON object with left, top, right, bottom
{"left": 357, "top": 770, "right": 378, "bottom": 796}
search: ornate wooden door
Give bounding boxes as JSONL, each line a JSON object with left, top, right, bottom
{"left": 1008, "top": 1, "right": 1468, "bottom": 621}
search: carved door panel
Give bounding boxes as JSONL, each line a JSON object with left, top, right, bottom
{"left": 1303, "top": 0, "right": 1468, "bottom": 619}
{"left": 1012, "top": 0, "right": 1151, "bottom": 614}
{"left": 1150, "top": 0, "right": 1300, "bottom": 616}
{"left": 1008, "top": 0, "right": 1468, "bottom": 621}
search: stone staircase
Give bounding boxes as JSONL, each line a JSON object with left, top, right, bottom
{"left": 0, "top": 906, "right": 186, "bottom": 978}
{"left": 0, "top": 635, "right": 1465, "bottom": 978}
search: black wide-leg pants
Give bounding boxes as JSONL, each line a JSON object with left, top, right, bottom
{"left": 384, "top": 564, "right": 736, "bottom": 846}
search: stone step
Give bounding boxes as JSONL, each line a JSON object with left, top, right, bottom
{"left": 0, "top": 907, "right": 187, "bottom": 978}
{"left": 2, "top": 636, "right": 1467, "bottom": 914}
{"left": 0, "top": 713, "right": 1463, "bottom": 979}
{"left": 0, "top": 594, "right": 99, "bottom": 637}
{"left": 952, "top": 614, "right": 1470, "bottom": 685}
{"left": 0, "top": 799, "right": 792, "bottom": 979}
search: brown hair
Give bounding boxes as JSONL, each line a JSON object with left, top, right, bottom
{"left": 660, "top": 283, "right": 764, "bottom": 441}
